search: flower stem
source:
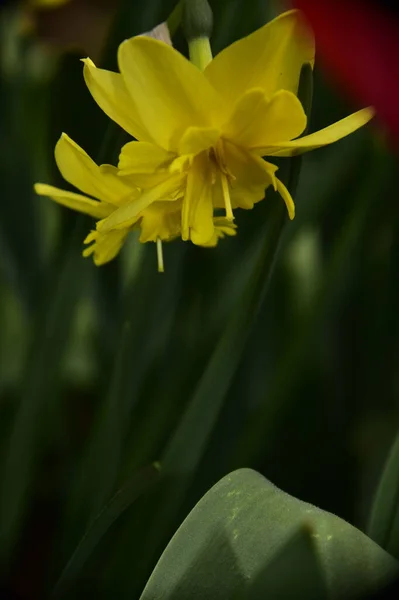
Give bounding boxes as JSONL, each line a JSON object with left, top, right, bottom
{"left": 188, "top": 37, "right": 213, "bottom": 70}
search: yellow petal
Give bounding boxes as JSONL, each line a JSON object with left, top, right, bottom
{"left": 118, "top": 37, "right": 224, "bottom": 151}
{"left": 199, "top": 232, "right": 219, "bottom": 247}
{"left": 55, "top": 133, "right": 137, "bottom": 205}
{"left": 83, "top": 229, "right": 128, "bottom": 265}
{"left": 118, "top": 141, "right": 174, "bottom": 173}
{"left": 261, "top": 108, "right": 374, "bottom": 156}
{"left": 205, "top": 10, "right": 314, "bottom": 105}
{"left": 182, "top": 153, "right": 214, "bottom": 245}
{"left": 98, "top": 173, "right": 185, "bottom": 232}
{"left": 82, "top": 58, "right": 152, "bottom": 142}
{"left": 139, "top": 201, "right": 182, "bottom": 243}
{"left": 223, "top": 89, "right": 306, "bottom": 149}
{"left": 98, "top": 163, "right": 138, "bottom": 195}
{"left": 178, "top": 127, "right": 220, "bottom": 156}
{"left": 213, "top": 216, "right": 238, "bottom": 236}
{"left": 201, "top": 217, "right": 237, "bottom": 247}
{"left": 220, "top": 142, "right": 276, "bottom": 210}
{"left": 34, "top": 183, "right": 113, "bottom": 219}
{"left": 98, "top": 164, "right": 141, "bottom": 204}
{"left": 275, "top": 177, "right": 295, "bottom": 219}
{"left": 118, "top": 141, "right": 175, "bottom": 188}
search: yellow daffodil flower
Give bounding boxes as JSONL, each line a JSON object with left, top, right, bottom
{"left": 35, "top": 9, "right": 373, "bottom": 270}
{"left": 80, "top": 9, "right": 373, "bottom": 249}
{"left": 35, "top": 134, "right": 236, "bottom": 268}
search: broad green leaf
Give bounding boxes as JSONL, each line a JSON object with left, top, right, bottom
{"left": 140, "top": 469, "right": 397, "bottom": 600}
{"left": 368, "top": 433, "right": 399, "bottom": 560}
{"left": 245, "top": 526, "right": 328, "bottom": 600}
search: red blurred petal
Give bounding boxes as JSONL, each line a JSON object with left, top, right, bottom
{"left": 294, "top": 0, "right": 399, "bottom": 140}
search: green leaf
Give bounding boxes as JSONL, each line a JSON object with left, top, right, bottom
{"left": 167, "top": 0, "right": 183, "bottom": 36}
{"left": 0, "top": 221, "right": 90, "bottom": 566}
{"left": 63, "top": 320, "right": 137, "bottom": 533}
{"left": 211, "top": 0, "right": 278, "bottom": 53}
{"left": 233, "top": 144, "right": 392, "bottom": 468}
{"left": 368, "top": 433, "right": 399, "bottom": 560}
{"left": 139, "top": 469, "right": 397, "bottom": 600}
{"left": 286, "top": 62, "right": 314, "bottom": 194}
{"left": 0, "top": 11, "right": 44, "bottom": 312}
{"left": 62, "top": 243, "right": 185, "bottom": 548}
{"left": 245, "top": 526, "right": 327, "bottom": 600}
{"left": 52, "top": 464, "right": 160, "bottom": 599}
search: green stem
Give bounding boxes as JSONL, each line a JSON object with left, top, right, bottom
{"left": 188, "top": 37, "right": 213, "bottom": 70}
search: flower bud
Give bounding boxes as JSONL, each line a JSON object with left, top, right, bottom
{"left": 183, "top": 0, "right": 213, "bottom": 41}
{"left": 183, "top": 0, "right": 213, "bottom": 70}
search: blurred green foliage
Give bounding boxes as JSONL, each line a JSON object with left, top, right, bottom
{"left": 0, "top": 0, "right": 399, "bottom": 598}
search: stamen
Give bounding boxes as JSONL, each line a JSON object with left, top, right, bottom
{"left": 221, "top": 173, "right": 234, "bottom": 222}
{"left": 156, "top": 238, "right": 165, "bottom": 273}
{"left": 181, "top": 196, "right": 189, "bottom": 241}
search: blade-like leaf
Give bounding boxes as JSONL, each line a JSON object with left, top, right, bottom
{"left": 287, "top": 62, "right": 314, "bottom": 194}
{"left": 0, "top": 0, "right": 179, "bottom": 567}
{"left": 52, "top": 464, "right": 160, "bottom": 599}
{"left": 234, "top": 145, "right": 393, "bottom": 467}
{"left": 368, "top": 433, "right": 399, "bottom": 560}
{"left": 0, "top": 219, "right": 89, "bottom": 565}
{"left": 0, "top": 11, "right": 44, "bottom": 312}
